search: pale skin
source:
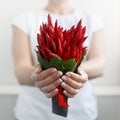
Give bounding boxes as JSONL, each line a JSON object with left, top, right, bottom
{"left": 12, "top": 0, "right": 105, "bottom": 98}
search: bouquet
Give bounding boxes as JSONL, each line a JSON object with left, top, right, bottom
{"left": 36, "top": 14, "right": 87, "bottom": 117}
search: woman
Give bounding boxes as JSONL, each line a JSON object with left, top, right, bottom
{"left": 12, "top": 0, "right": 105, "bottom": 120}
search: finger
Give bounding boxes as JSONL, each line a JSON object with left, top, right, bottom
{"left": 37, "top": 68, "right": 58, "bottom": 80}
{"left": 34, "top": 64, "right": 42, "bottom": 74}
{"left": 45, "top": 89, "right": 58, "bottom": 98}
{"left": 61, "top": 82, "right": 79, "bottom": 96}
{"left": 40, "top": 79, "right": 62, "bottom": 93}
{"left": 61, "top": 75, "right": 83, "bottom": 89}
{"left": 77, "top": 68, "right": 88, "bottom": 82}
{"left": 32, "top": 68, "right": 57, "bottom": 81}
{"left": 66, "top": 72, "right": 87, "bottom": 83}
{"left": 63, "top": 90, "right": 74, "bottom": 98}
{"left": 31, "top": 65, "right": 42, "bottom": 80}
{"left": 65, "top": 72, "right": 84, "bottom": 83}
{"left": 35, "top": 71, "right": 63, "bottom": 87}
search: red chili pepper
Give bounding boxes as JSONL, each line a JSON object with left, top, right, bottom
{"left": 82, "top": 26, "right": 86, "bottom": 35}
{"left": 55, "top": 20, "right": 58, "bottom": 29}
{"left": 63, "top": 46, "right": 70, "bottom": 61}
{"left": 62, "top": 39, "right": 66, "bottom": 53}
{"left": 37, "top": 33, "right": 40, "bottom": 46}
{"left": 40, "top": 25, "right": 43, "bottom": 33}
{"left": 75, "top": 19, "right": 82, "bottom": 33}
{"left": 58, "top": 29, "right": 64, "bottom": 44}
{"left": 50, "top": 40, "right": 57, "bottom": 53}
{"left": 48, "top": 25, "right": 55, "bottom": 38}
{"left": 56, "top": 86, "right": 69, "bottom": 108}
{"left": 40, "top": 48, "right": 49, "bottom": 61}
{"left": 48, "top": 14, "right": 53, "bottom": 26}
{"left": 77, "top": 49, "right": 82, "bottom": 65}
{"left": 45, "top": 32, "right": 51, "bottom": 48}
{"left": 57, "top": 38, "right": 63, "bottom": 56}
{"left": 70, "top": 46, "right": 76, "bottom": 59}
{"left": 75, "top": 48, "right": 79, "bottom": 62}
{"left": 69, "top": 25, "right": 75, "bottom": 40}
{"left": 44, "top": 47, "right": 61, "bottom": 60}
{"left": 43, "top": 23, "right": 48, "bottom": 33}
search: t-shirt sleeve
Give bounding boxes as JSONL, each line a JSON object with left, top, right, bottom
{"left": 91, "top": 15, "right": 104, "bottom": 32}
{"left": 12, "top": 13, "right": 29, "bottom": 34}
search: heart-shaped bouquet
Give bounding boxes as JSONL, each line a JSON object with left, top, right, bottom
{"left": 36, "top": 14, "right": 87, "bottom": 117}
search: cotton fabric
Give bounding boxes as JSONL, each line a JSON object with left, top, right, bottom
{"left": 12, "top": 9, "right": 103, "bottom": 120}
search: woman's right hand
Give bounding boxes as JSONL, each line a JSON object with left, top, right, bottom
{"left": 31, "top": 65, "right": 63, "bottom": 98}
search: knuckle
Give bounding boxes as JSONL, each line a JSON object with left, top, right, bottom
{"left": 35, "top": 82, "right": 39, "bottom": 87}
{"left": 64, "top": 90, "right": 74, "bottom": 98}
{"left": 77, "top": 77, "right": 81, "bottom": 83}
{"left": 46, "top": 92, "right": 55, "bottom": 98}
{"left": 43, "top": 85, "right": 53, "bottom": 93}
{"left": 51, "top": 72, "right": 57, "bottom": 79}
{"left": 41, "top": 83, "right": 57, "bottom": 93}
{"left": 78, "top": 83, "right": 84, "bottom": 88}
{"left": 71, "top": 89, "right": 78, "bottom": 95}
{"left": 47, "top": 94, "right": 51, "bottom": 98}
{"left": 67, "top": 93, "right": 74, "bottom": 98}
{"left": 81, "top": 83, "right": 84, "bottom": 88}
{"left": 74, "top": 89, "right": 78, "bottom": 95}
{"left": 51, "top": 84, "right": 57, "bottom": 90}
{"left": 83, "top": 73, "right": 88, "bottom": 82}
{"left": 40, "top": 87, "right": 45, "bottom": 92}
{"left": 47, "top": 68, "right": 57, "bottom": 74}
{"left": 52, "top": 71, "right": 62, "bottom": 79}
{"left": 35, "top": 81, "right": 43, "bottom": 88}
{"left": 45, "top": 93, "right": 51, "bottom": 98}
{"left": 69, "top": 95, "right": 74, "bottom": 98}
{"left": 54, "top": 79, "right": 62, "bottom": 86}
{"left": 31, "top": 72, "right": 35, "bottom": 80}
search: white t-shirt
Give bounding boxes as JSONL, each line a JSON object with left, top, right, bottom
{"left": 12, "top": 9, "right": 103, "bottom": 120}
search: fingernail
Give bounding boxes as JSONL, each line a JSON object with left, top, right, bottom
{"left": 56, "top": 79, "right": 63, "bottom": 84}
{"left": 35, "top": 67, "right": 39, "bottom": 74}
{"left": 57, "top": 71, "right": 63, "bottom": 77}
{"left": 54, "top": 89, "right": 58, "bottom": 93}
{"left": 63, "top": 90, "right": 67, "bottom": 94}
{"left": 61, "top": 82, "right": 66, "bottom": 87}
{"left": 66, "top": 72, "right": 71, "bottom": 77}
{"left": 62, "top": 76, "right": 67, "bottom": 81}
{"left": 51, "top": 68, "right": 57, "bottom": 73}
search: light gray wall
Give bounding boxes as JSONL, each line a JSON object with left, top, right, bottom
{"left": 0, "top": 95, "right": 17, "bottom": 120}
{"left": 0, "top": 0, "right": 120, "bottom": 87}
{"left": 0, "top": 95, "right": 120, "bottom": 120}
{"left": 97, "top": 96, "right": 120, "bottom": 120}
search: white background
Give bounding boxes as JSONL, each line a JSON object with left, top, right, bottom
{"left": 0, "top": 0, "right": 120, "bottom": 87}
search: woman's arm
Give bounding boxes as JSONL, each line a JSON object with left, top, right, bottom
{"left": 12, "top": 26, "right": 63, "bottom": 98}
{"left": 12, "top": 25, "right": 35, "bottom": 86}
{"left": 61, "top": 29, "right": 105, "bottom": 97}
{"left": 81, "top": 29, "right": 105, "bottom": 79}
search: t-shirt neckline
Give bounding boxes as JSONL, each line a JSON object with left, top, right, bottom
{"left": 42, "top": 8, "right": 79, "bottom": 18}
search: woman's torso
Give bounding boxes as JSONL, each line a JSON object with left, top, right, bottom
{"left": 13, "top": 9, "right": 103, "bottom": 120}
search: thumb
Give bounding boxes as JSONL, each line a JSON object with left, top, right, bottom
{"left": 77, "top": 66, "right": 84, "bottom": 75}
{"left": 34, "top": 64, "right": 42, "bottom": 74}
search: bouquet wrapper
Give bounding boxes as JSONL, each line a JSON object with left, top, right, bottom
{"left": 52, "top": 94, "right": 68, "bottom": 117}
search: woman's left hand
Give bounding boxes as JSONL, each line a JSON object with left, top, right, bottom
{"left": 61, "top": 68, "right": 88, "bottom": 98}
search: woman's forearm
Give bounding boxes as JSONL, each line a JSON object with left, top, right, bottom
{"left": 14, "top": 64, "right": 35, "bottom": 86}
{"left": 81, "top": 57, "right": 105, "bottom": 80}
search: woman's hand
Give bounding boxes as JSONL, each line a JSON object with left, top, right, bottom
{"left": 31, "top": 65, "right": 63, "bottom": 98}
{"left": 61, "top": 68, "right": 88, "bottom": 98}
